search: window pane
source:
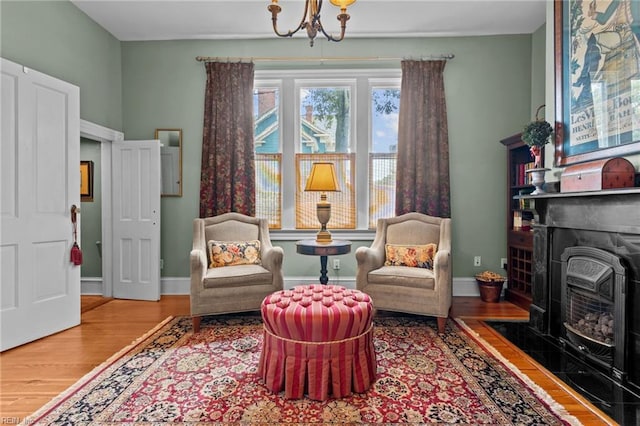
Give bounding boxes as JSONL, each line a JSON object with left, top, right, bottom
{"left": 299, "top": 87, "right": 351, "bottom": 153}
{"left": 254, "top": 87, "right": 281, "bottom": 228}
{"left": 296, "top": 153, "right": 355, "bottom": 230}
{"left": 254, "top": 87, "right": 280, "bottom": 154}
{"left": 256, "top": 154, "right": 282, "bottom": 229}
{"left": 369, "top": 88, "right": 400, "bottom": 227}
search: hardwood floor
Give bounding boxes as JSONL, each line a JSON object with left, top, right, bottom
{"left": 0, "top": 296, "right": 616, "bottom": 424}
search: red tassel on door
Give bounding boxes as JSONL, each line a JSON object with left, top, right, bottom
{"left": 70, "top": 204, "right": 82, "bottom": 266}
{"left": 70, "top": 242, "right": 83, "bottom": 265}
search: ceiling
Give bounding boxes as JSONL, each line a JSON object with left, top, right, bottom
{"left": 70, "top": 0, "right": 547, "bottom": 42}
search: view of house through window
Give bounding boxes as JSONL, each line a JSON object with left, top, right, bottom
{"left": 253, "top": 71, "right": 400, "bottom": 230}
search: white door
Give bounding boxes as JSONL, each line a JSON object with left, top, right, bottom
{"left": 1, "top": 58, "right": 80, "bottom": 351}
{"left": 112, "top": 140, "right": 161, "bottom": 301}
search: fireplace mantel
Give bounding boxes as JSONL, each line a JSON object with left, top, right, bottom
{"left": 516, "top": 188, "right": 640, "bottom": 236}
{"left": 521, "top": 188, "right": 640, "bottom": 391}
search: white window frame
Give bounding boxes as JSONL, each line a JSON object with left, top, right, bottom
{"left": 254, "top": 69, "right": 401, "bottom": 239}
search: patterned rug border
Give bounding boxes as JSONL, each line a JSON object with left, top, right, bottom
{"left": 452, "top": 318, "right": 583, "bottom": 426}
{"left": 21, "top": 316, "right": 177, "bottom": 425}
{"left": 23, "top": 315, "right": 588, "bottom": 425}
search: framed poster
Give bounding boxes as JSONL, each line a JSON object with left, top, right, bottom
{"left": 80, "top": 160, "right": 94, "bottom": 202}
{"left": 554, "top": 0, "right": 640, "bottom": 166}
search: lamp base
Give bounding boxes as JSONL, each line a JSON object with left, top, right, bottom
{"left": 315, "top": 229, "right": 333, "bottom": 243}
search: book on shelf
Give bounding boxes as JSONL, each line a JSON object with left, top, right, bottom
{"left": 515, "top": 161, "right": 536, "bottom": 186}
{"left": 513, "top": 210, "right": 534, "bottom": 231}
{"left": 517, "top": 188, "right": 534, "bottom": 209}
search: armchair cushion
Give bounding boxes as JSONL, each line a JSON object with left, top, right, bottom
{"left": 384, "top": 243, "right": 437, "bottom": 269}
{"left": 369, "top": 266, "right": 436, "bottom": 289}
{"left": 203, "top": 264, "right": 272, "bottom": 288}
{"left": 208, "top": 239, "right": 261, "bottom": 268}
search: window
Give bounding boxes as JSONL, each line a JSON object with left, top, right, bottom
{"left": 253, "top": 70, "right": 401, "bottom": 231}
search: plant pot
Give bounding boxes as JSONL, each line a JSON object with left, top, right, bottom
{"left": 476, "top": 279, "right": 505, "bottom": 303}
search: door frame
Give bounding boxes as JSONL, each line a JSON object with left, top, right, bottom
{"left": 80, "top": 120, "right": 123, "bottom": 298}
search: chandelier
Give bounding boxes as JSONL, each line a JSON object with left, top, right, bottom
{"left": 268, "top": 0, "right": 356, "bottom": 47}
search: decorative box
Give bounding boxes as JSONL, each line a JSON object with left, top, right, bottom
{"left": 560, "top": 157, "right": 635, "bottom": 193}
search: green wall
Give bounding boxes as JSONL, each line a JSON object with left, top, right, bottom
{"left": 0, "top": 0, "right": 123, "bottom": 130}
{"left": 120, "top": 36, "right": 534, "bottom": 279}
{"left": 531, "top": 24, "right": 547, "bottom": 120}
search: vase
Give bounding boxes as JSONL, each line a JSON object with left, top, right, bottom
{"left": 526, "top": 167, "right": 549, "bottom": 195}
{"left": 476, "top": 279, "right": 505, "bottom": 303}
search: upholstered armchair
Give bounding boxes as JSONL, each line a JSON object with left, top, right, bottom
{"left": 190, "top": 212, "right": 284, "bottom": 332}
{"left": 355, "top": 212, "right": 452, "bottom": 333}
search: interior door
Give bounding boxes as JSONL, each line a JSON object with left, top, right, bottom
{"left": 112, "top": 140, "right": 161, "bottom": 301}
{"left": 1, "top": 58, "right": 80, "bottom": 351}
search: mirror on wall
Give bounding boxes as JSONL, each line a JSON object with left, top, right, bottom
{"left": 155, "top": 129, "right": 183, "bottom": 197}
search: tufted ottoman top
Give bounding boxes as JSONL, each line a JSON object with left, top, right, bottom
{"left": 261, "top": 284, "right": 374, "bottom": 343}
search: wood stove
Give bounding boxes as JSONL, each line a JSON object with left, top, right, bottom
{"left": 560, "top": 246, "right": 627, "bottom": 381}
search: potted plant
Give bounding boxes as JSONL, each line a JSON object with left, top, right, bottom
{"left": 522, "top": 105, "right": 554, "bottom": 168}
{"left": 475, "top": 270, "right": 506, "bottom": 303}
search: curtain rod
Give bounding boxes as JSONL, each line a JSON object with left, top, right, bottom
{"left": 195, "top": 54, "right": 454, "bottom": 63}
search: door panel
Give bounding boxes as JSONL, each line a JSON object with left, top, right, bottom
{"left": 112, "top": 140, "right": 161, "bottom": 301}
{"left": 1, "top": 58, "right": 80, "bottom": 351}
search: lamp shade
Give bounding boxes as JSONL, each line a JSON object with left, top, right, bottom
{"left": 304, "top": 162, "right": 340, "bottom": 192}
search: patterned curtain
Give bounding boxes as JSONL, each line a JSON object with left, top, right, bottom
{"left": 199, "top": 62, "right": 256, "bottom": 218}
{"left": 395, "top": 60, "right": 450, "bottom": 217}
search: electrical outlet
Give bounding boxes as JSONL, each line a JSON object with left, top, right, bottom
{"left": 333, "top": 259, "right": 340, "bottom": 270}
{"left": 501, "top": 257, "right": 508, "bottom": 269}
{"left": 473, "top": 256, "right": 481, "bottom": 267}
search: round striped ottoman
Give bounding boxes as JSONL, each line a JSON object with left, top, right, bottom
{"left": 258, "top": 284, "right": 376, "bottom": 400}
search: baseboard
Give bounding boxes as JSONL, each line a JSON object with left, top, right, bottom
{"left": 83, "top": 276, "right": 493, "bottom": 297}
{"left": 81, "top": 277, "right": 104, "bottom": 295}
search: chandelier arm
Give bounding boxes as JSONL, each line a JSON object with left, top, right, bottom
{"left": 319, "top": 12, "right": 349, "bottom": 42}
{"left": 268, "top": 1, "right": 309, "bottom": 38}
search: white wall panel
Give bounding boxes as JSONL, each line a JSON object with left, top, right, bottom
{"left": 0, "top": 245, "right": 18, "bottom": 309}
{"left": 35, "top": 86, "right": 67, "bottom": 214}
{"left": 1, "top": 73, "right": 17, "bottom": 218}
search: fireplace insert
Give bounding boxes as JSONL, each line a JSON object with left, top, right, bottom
{"left": 560, "top": 246, "right": 626, "bottom": 382}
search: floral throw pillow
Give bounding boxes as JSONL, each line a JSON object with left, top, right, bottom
{"left": 384, "top": 243, "right": 437, "bottom": 269}
{"left": 208, "top": 240, "right": 261, "bottom": 268}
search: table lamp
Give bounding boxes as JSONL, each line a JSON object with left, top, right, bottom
{"left": 305, "top": 162, "right": 340, "bottom": 242}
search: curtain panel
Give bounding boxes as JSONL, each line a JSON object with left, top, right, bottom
{"left": 200, "top": 62, "right": 256, "bottom": 218}
{"left": 395, "top": 60, "right": 451, "bottom": 218}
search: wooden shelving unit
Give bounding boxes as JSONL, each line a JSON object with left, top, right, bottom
{"left": 500, "top": 133, "right": 540, "bottom": 311}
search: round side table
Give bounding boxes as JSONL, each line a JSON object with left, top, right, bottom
{"left": 296, "top": 239, "right": 351, "bottom": 284}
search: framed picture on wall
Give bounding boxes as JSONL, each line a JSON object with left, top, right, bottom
{"left": 554, "top": 0, "right": 640, "bottom": 166}
{"left": 80, "top": 160, "right": 94, "bottom": 202}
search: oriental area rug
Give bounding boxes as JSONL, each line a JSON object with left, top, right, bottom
{"left": 24, "top": 315, "right": 582, "bottom": 425}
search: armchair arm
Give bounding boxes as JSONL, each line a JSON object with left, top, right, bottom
{"left": 432, "top": 248, "right": 452, "bottom": 310}
{"left": 355, "top": 246, "right": 385, "bottom": 290}
{"left": 261, "top": 245, "right": 284, "bottom": 273}
{"left": 190, "top": 248, "right": 207, "bottom": 294}
{"left": 261, "top": 245, "right": 284, "bottom": 290}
